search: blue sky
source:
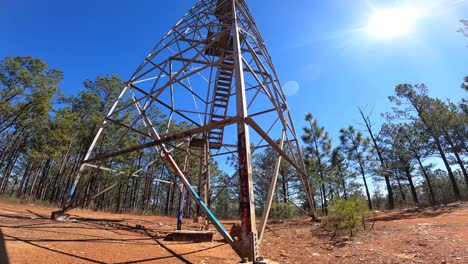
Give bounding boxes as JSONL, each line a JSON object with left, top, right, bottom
{"left": 1, "top": 0, "right": 467, "bottom": 146}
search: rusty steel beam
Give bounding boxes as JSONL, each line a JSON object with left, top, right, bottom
{"left": 231, "top": 0, "right": 259, "bottom": 260}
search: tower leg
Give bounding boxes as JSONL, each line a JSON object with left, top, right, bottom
{"left": 258, "top": 130, "right": 285, "bottom": 243}
{"left": 231, "top": 0, "right": 259, "bottom": 261}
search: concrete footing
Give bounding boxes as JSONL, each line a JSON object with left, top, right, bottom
{"left": 51, "top": 211, "right": 70, "bottom": 221}
{"left": 166, "top": 230, "right": 214, "bottom": 242}
{"left": 238, "top": 258, "right": 277, "bottom": 264}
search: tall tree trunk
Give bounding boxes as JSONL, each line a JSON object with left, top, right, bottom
{"left": 165, "top": 183, "right": 172, "bottom": 216}
{"left": 319, "top": 171, "right": 327, "bottom": 215}
{"left": 34, "top": 159, "right": 51, "bottom": 199}
{"left": 359, "top": 108, "right": 394, "bottom": 209}
{"left": 328, "top": 181, "right": 334, "bottom": 200}
{"left": 443, "top": 131, "right": 468, "bottom": 189}
{"left": 49, "top": 142, "right": 72, "bottom": 203}
{"left": 358, "top": 160, "right": 373, "bottom": 210}
{"left": 130, "top": 177, "right": 136, "bottom": 209}
{"left": 9, "top": 176, "right": 19, "bottom": 197}
{"left": 434, "top": 136, "right": 460, "bottom": 199}
{"left": 169, "top": 180, "right": 177, "bottom": 216}
{"left": 413, "top": 102, "right": 461, "bottom": 200}
{"left": 146, "top": 178, "right": 153, "bottom": 212}
{"left": 17, "top": 161, "right": 35, "bottom": 198}
{"left": 60, "top": 147, "right": 86, "bottom": 204}
{"left": 151, "top": 183, "right": 158, "bottom": 213}
{"left": 140, "top": 176, "right": 148, "bottom": 211}
{"left": 396, "top": 174, "right": 406, "bottom": 202}
{"left": 123, "top": 182, "right": 130, "bottom": 212}
{"left": 154, "top": 182, "right": 162, "bottom": 212}
{"left": 0, "top": 149, "right": 20, "bottom": 193}
{"left": 0, "top": 127, "right": 25, "bottom": 174}
{"left": 312, "top": 137, "right": 328, "bottom": 215}
{"left": 28, "top": 160, "right": 45, "bottom": 198}
{"left": 0, "top": 133, "right": 25, "bottom": 193}
{"left": 280, "top": 173, "right": 288, "bottom": 203}
{"left": 415, "top": 155, "right": 436, "bottom": 205}
{"left": 318, "top": 183, "right": 325, "bottom": 215}
{"left": 115, "top": 182, "right": 122, "bottom": 213}
{"left": 338, "top": 170, "right": 348, "bottom": 199}
{"left": 402, "top": 162, "right": 419, "bottom": 205}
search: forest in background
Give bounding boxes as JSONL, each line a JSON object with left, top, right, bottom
{"left": 0, "top": 54, "right": 465, "bottom": 220}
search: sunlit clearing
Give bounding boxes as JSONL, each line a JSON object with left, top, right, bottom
{"left": 368, "top": 6, "right": 421, "bottom": 39}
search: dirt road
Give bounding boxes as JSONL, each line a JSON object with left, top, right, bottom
{"left": 0, "top": 201, "right": 466, "bottom": 263}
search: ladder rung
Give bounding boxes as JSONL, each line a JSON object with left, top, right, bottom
{"left": 210, "top": 131, "right": 222, "bottom": 136}
{"left": 215, "top": 91, "right": 229, "bottom": 95}
{"left": 215, "top": 95, "right": 229, "bottom": 103}
{"left": 217, "top": 81, "right": 231, "bottom": 87}
{"left": 210, "top": 130, "right": 223, "bottom": 134}
{"left": 219, "top": 76, "right": 231, "bottom": 82}
{"left": 210, "top": 131, "right": 223, "bottom": 135}
{"left": 214, "top": 97, "right": 228, "bottom": 102}
{"left": 215, "top": 93, "right": 229, "bottom": 98}
{"left": 217, "top": 87, "right": 230, "bottom": 92}
{"left": 219, "top": 73, "right": 232, "bottom": 77}
{"left": 219, "top": 69, "right": 232, "bottom": 74}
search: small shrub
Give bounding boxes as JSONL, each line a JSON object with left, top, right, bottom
{"left": 270, "top": 202, "right": 297, "bottom": 220}
{"left": 322, "top": 195, "right": 369, "bottom": 236}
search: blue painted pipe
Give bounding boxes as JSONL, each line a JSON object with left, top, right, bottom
{"left": 177, "top": 190, "right": 183, "bottom": 230}
{"left": 66, "top": 183, "right": 77, "bottom": 203}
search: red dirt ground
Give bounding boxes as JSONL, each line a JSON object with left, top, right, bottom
{"left": 0, "top": 201, "right": 467, "bottom": 263}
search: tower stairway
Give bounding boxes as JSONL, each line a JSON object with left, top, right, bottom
{"left": 205, "top": 0, "right": 235, "bottom": 149}
{"left": 208, "top": 55, "right": 234, "bottom": 149}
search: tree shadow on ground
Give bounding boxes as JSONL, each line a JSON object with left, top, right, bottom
{"left": 0, "top": 213, "right": 38, "bottom": 220}
{"left": 373, "top": 203, "right": 464, "bottom": 222}
{"left": 0, "top": 206, "right": 233, "bottom": 263}
{"left": 88, "top": 220, "right": 228, "bottom": 263}
{"left": 26, "top": 209, "right": 48, "bottom": 219}
{"left": 0, "top": 209, "right": 168, "bottom": 262}
{"left": 0, "top": 228, "right": 9, "bottom": 264}
{"left": 3, "top": 233, "right": 158, "bottom": 246}
{"left": 112, "top": 229, "right": 228, "bottom": 264}
{"left": 71, "top": 217, "right": 125, "bottom": 222}
{"left": 2, "top": 232, "right": 106, "bottom": 264}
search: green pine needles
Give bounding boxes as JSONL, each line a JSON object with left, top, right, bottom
{"left": 322, "top": 195, "right": 370, "bottom": 237}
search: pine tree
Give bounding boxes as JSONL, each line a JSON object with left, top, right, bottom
{"left": 339, "top": 126, "right": 373, "bottom": 210}
{"left": 302, "top": 113, "right": 332, "bottom": 215}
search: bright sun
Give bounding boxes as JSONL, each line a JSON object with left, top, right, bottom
{"left": 368, "top": 6, "right": 421, "bottom": 39}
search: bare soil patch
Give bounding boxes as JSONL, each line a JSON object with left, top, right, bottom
{"left": 0, "top": 201, "right": 467, "bottom": 263}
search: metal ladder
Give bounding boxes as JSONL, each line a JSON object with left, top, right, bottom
{"left": 208, "top": 55, "right": 234, "bottom": 149}
{"left": 205, "top": 0, "right": 235, "bottom": 150}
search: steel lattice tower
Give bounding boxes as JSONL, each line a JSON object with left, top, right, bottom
{"left": 54, "top": 0, "right": 316, "bottom": 262}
